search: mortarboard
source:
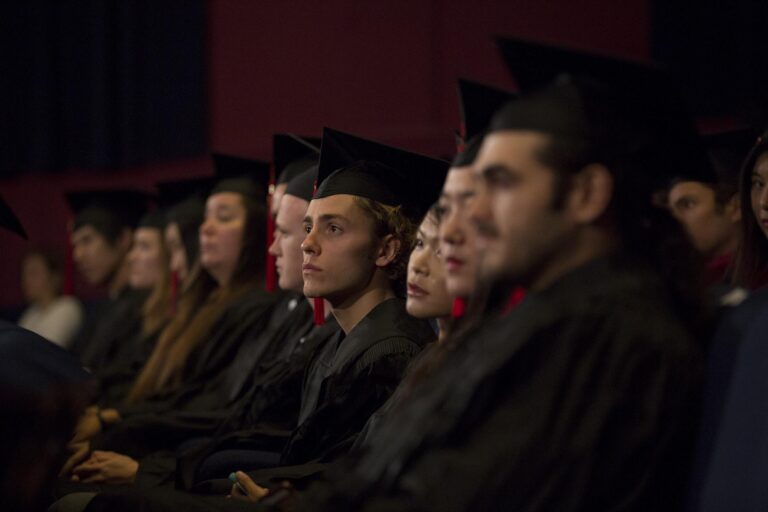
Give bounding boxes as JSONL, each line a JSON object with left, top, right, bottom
{"left": 284, "top": 165, "right": 318, "bottom": 203}
{"left": 274, "top": 134, "right": 321, "bottom": 185}
{"left": 0, "top": 194, "right": 26, "bottom": 239}
{"left": 211, "top": 153, "right": 271, "bottom": 203}
{"left": 703, "top": 127, "right": 760, "bottom": 190}
{"left": 315, "top": 128, "right": 450, "bottom": 224}
{"left": 64, "top": 189, "right": 153, "bottom": 237}
{"left": 491, "top": 35, "right": 716, "bottom": 186}
{"left": 454, "top": 79, "right": 516, "bottom": 167}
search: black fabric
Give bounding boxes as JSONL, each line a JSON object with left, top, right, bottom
{"left": 74, "top": 288, "right": 149, "bottom": 374}
{"left": 90, "top": 288, "right": 278, "bottom": 458}
{"left": 211, "top": 154, "right": 270, "bottom": 202}
{"left": 299, "top": 255, "right": 702, "bottom": 512}
{"left": 181, "top": 298, "right": 431, "bottom": 490}
{"left": 456, "top": 79, "right": 515, "bottom": 141}
{"left": 688, "top": 288, "right": 768, "bottom": 511}
{"left": 1, "top": 1, "right": 206, "bottom": 176}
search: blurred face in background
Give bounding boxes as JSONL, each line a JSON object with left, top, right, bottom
{"left": 269, "top": 193, "right": 309, "bottom": 293}
{"left": 406, "top": 213, "right": 452, "bottom": 319}
{"left": 200, "top": 192, "right": 246, "bottom": 286}
{"left": 750, "top": 152, "right": 768, "bottom": 239}
{"left": 127, "top": 227, "right": 166, "bottom": 289}
{"left": 21, "top": 253, "right": 60, "bottom": 304}
{"left": 668, "top": 181, "right": 740, "bottom": 259}
{"left": 71, "top": 225, "right": 130, "bottom": 286}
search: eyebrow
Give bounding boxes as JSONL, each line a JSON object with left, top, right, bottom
{"left": 481, "top": 163, "right": 516, "bottom": 179}
{"left": 303, "top": 213, "right": 349, "bottom": 224}
{"left": 441, "top": 190, "right": 476, "bottom": 200}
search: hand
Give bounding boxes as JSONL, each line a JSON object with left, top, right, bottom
{"left": 71, "top": 451, "right": 138, "bottom": 485}
{"left": 70, "top": 409, "right": 102, "bottom": 443}
{"left": 59, "top": 441, "right": 90, "bottom": 477}
{"left": 229, "top": 471, "right": 269, "bottom": 502}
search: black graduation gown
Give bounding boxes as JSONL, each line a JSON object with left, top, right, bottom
{"left": 90, "top": 287, "right": 279, "bottom": 458}
{"left": 297, "top": 255, "right": 703, "bottom": 512}
{"left": 73, "top": 288, "right": 149, "bottom": 373}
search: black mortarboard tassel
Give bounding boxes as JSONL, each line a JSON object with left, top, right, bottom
{"left": 0, "top": 194, "right": 26, "bottom": 239}
{"left": 315, "top": 128, "right": 450, "bottom": 224}
{"left": 492, "top": 35, "right": 716, "bottom": 186}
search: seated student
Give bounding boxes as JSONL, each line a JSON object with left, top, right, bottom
{"left": 65, "top": 189, "right": 152, "bottom": 372}
{"left": 667, "top": 128, "right": 754, "bottom": 293}
{"left": 18, "top": 247, "right": 83, "bottom": 348}
{"left": 59, "top": 156, "right": 280, "bottom": 477}
{"left": 78, "top": 129, "right": 446, "bottom": 511}
{"left": 44, "top": 167, "right": 335, "bottom": 509}
{"left": 281, "top": 38, "right": 709, "bottom": 512}
{"left": 732, "top": 130, "right": 768, "bottom": 290}
{"left": 95, "top": 211, "right": 172, "bottom": 406}
{"left": 0, "top": 196, "right": 94, "bottom": 512}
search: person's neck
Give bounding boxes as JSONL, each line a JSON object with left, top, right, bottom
{"left": 330, "top": 279, "right": 396, "bottom": 334}
{"left": 528, "top": 228, "right": 616, "bottom": 293}
{"left": 710, "top": 234, "right": 739, "bottom": 261}
{"left": 108, "top": 259, "right": 132, "bottom": 299}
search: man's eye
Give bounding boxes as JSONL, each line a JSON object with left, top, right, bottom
{"left": 414, "top": 238, "right": 424, "bottom": 248}
{"left": 303, "top": 225, "right": 312, "bottom": 233}
{"left": 329, "top": 225, "right": 342, "bottom": 233}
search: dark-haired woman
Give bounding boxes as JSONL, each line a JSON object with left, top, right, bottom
{"left": 733, "top": 133, "right": 768, "bottom": 289}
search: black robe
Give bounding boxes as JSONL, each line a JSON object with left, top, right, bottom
{"left": 84, "top": 298, "right": 434, "bottom": 511}
{"left": 296, "top": 255, "right": 703, "bottom": 512}
{"left": 90, "top": 287, "right": 279, "bottom": 458}
{"left": 73, "top": 288, "right": 149, "bottom": 374}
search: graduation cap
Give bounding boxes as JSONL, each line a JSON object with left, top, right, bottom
{"left": 65, "top": 189, "right": 153, "bottom": 238}
{"left": 316, "top": 128, "right": 450, "bottom": 224}
{"left": 454, "top": 79, "right": 517, "bottom": 167}
{"left": 284, "top": 165, "right": 318, "bottom": 203}
{"left": 0, "top": 194, "right": 26, "bottom": 239}
{"left": 491, "top": 35, "right": 716, "bottom": 186}
{"left": 703, "top": 127, "right": 760, "bottom": 190}
{"left": 211, "top": 153, "right": 271, "bottom": 203}
{"left": 274, "top": 134, "right": 321, "bottom": 185}
{"left": 457, "top": 79, "right": 517, "bottom": 143}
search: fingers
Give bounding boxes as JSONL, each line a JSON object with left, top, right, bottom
{"left": 235, "top": 471, "right": 269, "bottom": 500}
{"left": 59, "top": 444, "right": 90, "bottom": 477}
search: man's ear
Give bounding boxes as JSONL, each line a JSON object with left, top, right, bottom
{"left": 565, "top": 163, "right": 614, "bottom": 224}
{"left": 725, "top": 194, "right": 742, "bottom": 223}
{"left": 374, "top": 234, "right": 401, "bottom": 269}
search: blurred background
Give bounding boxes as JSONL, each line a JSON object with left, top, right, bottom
{"left": 1, "top": 0, "right": 766, "bottom": 314}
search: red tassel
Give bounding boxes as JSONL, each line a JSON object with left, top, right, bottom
{"left": 169, "top": 270, "right": 179, "bottom": 316}
{"left": 63, "top": 218, "right": 75, "bottom": 296}
{"left": 313, "top": 297, "right": 325, "bottom": 325}
{"left": 265, "top": 164, "right": 277, "bottom": 292}
{"left": 503, "top": 287, "right": 526, "bottom": 314}
{"left": 451, "top": 297, "right": 466, "bottom": 319}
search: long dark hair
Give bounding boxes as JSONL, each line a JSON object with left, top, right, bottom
{"left": 126, "top": 191, "right": 265, "bottom": 403}
{"left": 732, "top": 134, "right": 768, "bottom": 288}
